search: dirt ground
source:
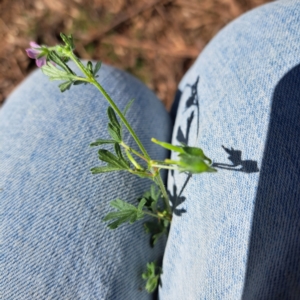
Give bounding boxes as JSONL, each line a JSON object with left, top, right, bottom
{"left": 0, "top": 0, "right": 271, "bottom": 109}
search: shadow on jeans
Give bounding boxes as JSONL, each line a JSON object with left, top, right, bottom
{"left": 242, "top": 64, "right": 300, "bottom": 299}
{"left": 212, "top": 145, "right": 259, "bottom": 173}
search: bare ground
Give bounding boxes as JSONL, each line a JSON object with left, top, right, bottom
{"left": 0, "top": 0, "right": 272, "bottom": 109}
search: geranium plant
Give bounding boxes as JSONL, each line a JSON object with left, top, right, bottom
{"left": 26, "top": 33, "right": 216, "bottom": 293}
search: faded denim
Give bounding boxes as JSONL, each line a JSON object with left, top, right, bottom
{"left": 1, "top": 0, "right": 300, "bottom": 299}
{"left": 0, "top": 65, "right": 171, "bottom": 299}
{"left": 160, "top": 1, "right": 300, "bottom": 299}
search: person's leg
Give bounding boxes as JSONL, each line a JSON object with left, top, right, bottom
{"left": 160, "top": 1, "right": 300, "bottom": 299}
{"left": 0, "top": 64, "right": 172, "bottom": 299}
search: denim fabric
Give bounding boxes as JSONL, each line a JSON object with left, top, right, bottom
{"left": 160, "top": 1, "right": 300, "bottom": 299}
{"left": 2, "top": 1, "right": 300, "bottom": 299}
{"left": 0, "top": 64, "right": 172, "bottom": 299}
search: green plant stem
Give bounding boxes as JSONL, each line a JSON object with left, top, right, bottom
{"left": 120, "top": 142, "right": 148, "bottom": 162}
{"left": 143, "top": 210, "right": 170, "bottom": 221}
{"left": 92, "top": 79, "right": 150, "bottom": 159}
{"left": 69, "top": 52, "right": 92, "bottom": 79}
{"left": 69, "top": 52, "right": 150, "bottom": 159}
{"left": 150, "top": 164, "right": 178, "bottom": 170}
{"left": 68, "top": 51, "right": 172, "bottom": 215}
{"left": 154, "top": 175, "right": 172, "bottom": 215}
{"left": 125, "top": 149, "right": 143, "bottom": 170}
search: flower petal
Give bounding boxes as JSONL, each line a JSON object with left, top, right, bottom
{"left": 29, "top": 41, "right": 41, "bottom": 48}
{"left": 26, "top": 48, "right": 40, "bottom": 59}
{"left": 36, "top": 56, "right": 47, "bottom": 67}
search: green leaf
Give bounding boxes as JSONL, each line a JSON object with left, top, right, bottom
{"left": 108, "top": 123, "right": 121, "bottom": 142}
{"left": 150, "top": 185, "right": 160, "bottom": 203}
{"left": 98, "top": 149, "right": 129, "bottom": 169}
{"left": 138, "top": 198, "right": 147, "bottom": 212}
{"left": 68, "top": 34, "right": 75, "bottom": 49}
{"left": 90, "top": 165, "right": 122, "bottom": 174}
{"left": 103, "top": 198, "right": 146, "bottom": 229}
{"left": 90, "top": 139, "right": 116, "bottom": 146}
{"left": 177, "top": 151, "right": 216, "bottom": 173}
{"left": 139, "top": 185, "right": 161, "bottom": 213}
{"left": 144, "top": 221, "right": 167, "bottom": 246}
{"left": 107, "top": 107, "right": 120, "bottom": 129}
{"left": 60, "top": 33, "right": 73, "bottom": 49}
{"left": 114, "top": 143, "right": 130, "bottom": 168}
{"left": 93, "top": 61, "right": 102, "bottom": 76}
{"left": 151, "top": 138, "right": 185, "bottom": 154}
{"left": 142, "top": 262, "right": 155, "bottom": 280}
{"left": 42, "top": 63, "right": 76, "bottom": 81}
{"left": 129, "top": 170, "right": 153, "bottom": 179}
{"left": 152, "top": 231, "right": 165, "bottom": 246}
{"left": 123, "top": 98, "right": 135, "bottom": 116}
{"left": 59, "top": 81, "right": 73, "bottom": 92}
{"left": 114, "top": 143, "right": 123, "bottom": 159}
{"left": 155, "top": 142, "right": 217, "bottom": 174}
{"left": 48, "top": 51, "right": 75, "bottom": 74}
{"left": 110, "top": 198, "right": 133, "bottom": 210}
{"left": 177, "top": 154, "right": 216, "bottom": 174}
{"left": 182, "top": 146, "right": 212, "bottom": 164}
{"left": 145, "top": 276, "right": 159, "bottom": 293}
{"left": 163, "top": 219, "right": 169, "bottom": 228}
{"left": 87, "top": 61, "right": 93, "bottom": 75}
{"left": 142, "top": 262, "right": 162, "bottom": 293}
{"left": 73, "top": 80, "right": 85, "bottom": 85}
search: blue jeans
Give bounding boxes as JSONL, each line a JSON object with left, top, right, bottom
{"left": 1, "top": 1, "right": 300, "bottom": 299}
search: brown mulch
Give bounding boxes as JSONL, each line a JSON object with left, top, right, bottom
{"left": 0, "top": 0, "right": 272, "bottom": 110}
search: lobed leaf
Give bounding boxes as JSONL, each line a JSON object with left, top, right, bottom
{"left": 90, "top": 139, "right": 116, "bottom": 146}
{"left": 155, "top": 140, "right": 217, "bottom": 174}
{"left": 93, "top": 61, "right": 102, "bottom": 76}
{"left": 87, "top": 61, "right": 93, "bottom": 74}
{"left": 98, "top": 149, "right": 129, "bottom": 169}
{"left": 42, "top": 63, "right": 75, "bottom": 81}
{"left": 142, "top": 262, "right": 162, "bottom": 293}
{"left": 145, "top": 276, "right": 160, "bottom": 293}
{"left": 59, "top": 81, "right": 73, "bottom": 92}
{"left": 90, "top": 165, "right": 122, "bottom": 174}
{"left": 139, "top": 185, "right": 161, "bottom": 213}
{"left": 103, "top": 198, "right": 146, "bottom": 229}
{"left": 107, "top": 107, "right": 121, "bottom": 129}
{"left": 114, "top": 143, "right": 124, "bottom": 160}
{"left": 73, "top": 80, "right": 85, "bottom": 85}
{"left": 60, "top": 33, "right": 74, "bottom": 49}
{"left": 108, "top": 123, "right": 122, "bottom": 142}
{"left": 144, "top": 221, "right": 167, "bottom": 246}
{"left": 48, "top": 51, "right": 75, "bottom": 74}
{"left": 123, "top": 98, "right": 135, "bottom": 116}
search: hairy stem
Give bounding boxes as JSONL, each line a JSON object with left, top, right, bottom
{"left": 93, "top": 79, "right": 151, "bottom": 159}
{"left": 150, "top": 164, "right": 178, "bottom": 170}
{"left": 69, "top": 51, "right": 150, "bottom": 159}
{"left": 68, "top": 51, "right": 172, "bottom": 215}
{"left": 120, "top": 142, "right": 148, "bottom": 162}
{"left": 143, "top": 210, "right": 170, "bottom": 221}
{"left": 154, "top": 175, "right": 172, "bottom": 215}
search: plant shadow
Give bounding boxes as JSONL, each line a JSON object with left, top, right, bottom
{"left": 213, "top": 145, "right": 259, "bottom": 173}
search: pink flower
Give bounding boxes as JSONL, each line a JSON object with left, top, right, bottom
{"left": 26, "top": 42, "right": 47, "bottom": 67}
